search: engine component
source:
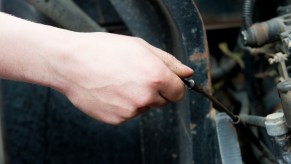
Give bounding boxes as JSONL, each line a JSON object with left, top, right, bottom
{"left": 242, "top": 0, "right": 256, "bottom": 28}
{"left": 216, "top": 113, "right": 243, "bottom": 164}
{"left": 240, "top": 115, "right": 266, "bottom": 127}
{"left": 265, "top": 112, "right": 291, "bottom": 163}
{"left": 265, "top": 112, "right": 289, "bottom": 137}
{"left": 269, "top": 52, "right": 289, "bottom": 80}
{"left": 281, "top": 31, "right": 291, "bottom": 55}
{"left": 277, "top": 80, "right": 291, "bottom": 127}
{"left": 183, "top": 78, "right": 276, "bottom": 163}
{"left": 241, "top": 15, "right": 291, "bottom": 47}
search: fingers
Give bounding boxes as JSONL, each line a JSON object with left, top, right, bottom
{"left": 157, "top": 70, "right": 186, "bottom": 102}
{"left": 135, "top": 38, "right": 189, "bottom": 102}
{"left": 152, "top": 46, "right": 193, "bottom": 78}
{"left": 151, "top": 93, "right": 168, "bottom": 107}
{"left": 137, "top": 38, "right": 194, "bottom": 78}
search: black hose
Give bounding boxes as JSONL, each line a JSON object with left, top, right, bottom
{"left": 181, "top": 78, "right": 240, "bottom": 123}
{"left": 235, "top": 122, "right": 277, "bottom": 163}
{"left": 243, "top": 0, "right": 256, "bottom": 28}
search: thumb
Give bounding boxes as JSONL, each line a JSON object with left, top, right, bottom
{"left": 151, "top": 46, "right": 194, "bottom": 78}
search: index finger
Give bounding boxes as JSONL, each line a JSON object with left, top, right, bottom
{"left": 138, "top": 39, "right": 194, "bottom": 77}
{"left": 158, "top": 69, "right": 186, "bottom": 102}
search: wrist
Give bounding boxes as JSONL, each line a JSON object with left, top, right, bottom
{"left": 0, "top": 12, "right": 76, "bottom": 93}
{"left": 36, "top": 29, "right": 79, "bottom": 94}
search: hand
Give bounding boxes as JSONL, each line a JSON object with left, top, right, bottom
{"left": 49, "top": 33, "right": 193, "bottom": 125}
{"left": 0, "top": 13, "right": 193, "bottom": 125}
{"left": 55, "top": 33, "right": 194, "bottom": 125}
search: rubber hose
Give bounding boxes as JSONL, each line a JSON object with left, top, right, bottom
{"left": 240, "top": 115, "right": 266, "bottom": 127}
{"left": 243, "top": 0, "right": 256, "bottom": 28}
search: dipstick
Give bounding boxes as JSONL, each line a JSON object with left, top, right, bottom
{"left": 181, "top": 78, "right": 240, "bottom": 123}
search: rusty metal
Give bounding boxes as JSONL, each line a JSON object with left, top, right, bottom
{"left": 194, "top": 0, "right": 243, "bottom": 30}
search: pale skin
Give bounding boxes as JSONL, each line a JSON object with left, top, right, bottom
{"left": 0, "top": 12, "right": 193, "bottom": 125}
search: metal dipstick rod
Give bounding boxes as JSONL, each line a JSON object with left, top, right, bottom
{"left": 181, "top": 78, "right": 240, "bottom": 123}
{"left": 181, "top": 78, "right": 277, "bottom": 162}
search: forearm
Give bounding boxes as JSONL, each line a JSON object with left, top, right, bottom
{"left": 0, "top": 12, "right": 193, "bottom": 124}
{"left": 0, "top": 12, "right": 72, "bottom": 91}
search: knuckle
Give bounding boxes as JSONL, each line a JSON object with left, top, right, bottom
{"left": 124, "top": 107, "right": 138, "bottom": 118}
{"left": 148, "top": 71, "right": 167, "bottom": 87}
{"left": 140, "top": 74, "right": 164, "bottom": 93}
{"left": 134, "top": 37, "right": 146, "bottom": 43}
{"left": 173, "top": 85, "right": 185, "bottom": 101}
{"left": 149, "top": 78, "right": 164, "bottom": 89}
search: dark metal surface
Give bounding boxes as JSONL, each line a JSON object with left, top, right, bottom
{"left": 26, "top": 0, "right": 105, "bottom": 32}
{"left": 108, "top": 1, "right": 186, "bottom": 163}
{"left": 165, "top": 1, "right": 217, "bottom": 163}
{"left": 109, "top": 0, "right": 170, "bottom": 49}
{"left": 272, "top": 134, "right": 291, "bottom": 163}
{"left": 110, "top": 0, "right": 216, "bottom": 163}
{"left": 2, "top": 0, "right": 215, "bottom": 163}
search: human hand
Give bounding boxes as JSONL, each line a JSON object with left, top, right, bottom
{"left": 47, "top": 32, "right": 194, "bottom": 125}
{"left": 0, "top": 13, "right": 193, "bottom": 125}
